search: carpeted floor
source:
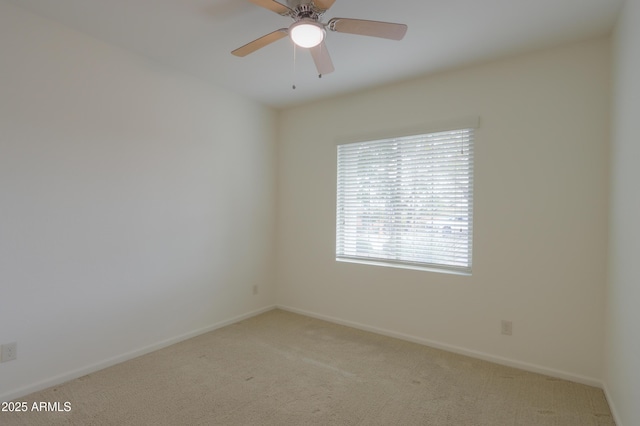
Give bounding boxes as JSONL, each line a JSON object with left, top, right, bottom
{"left": 0, "top": 309, "right": 614, "bottom": 425}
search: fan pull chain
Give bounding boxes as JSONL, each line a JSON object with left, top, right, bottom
{"left": 292, "top": 43, "right": 297, "bottom": 90}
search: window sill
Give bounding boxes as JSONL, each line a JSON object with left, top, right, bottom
{"left": 336, "top": 257, "right": 472, "bottom": 276}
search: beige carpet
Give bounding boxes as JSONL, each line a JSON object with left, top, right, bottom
{"left": 0, "top": 309, "right": 614, "bottom": 425}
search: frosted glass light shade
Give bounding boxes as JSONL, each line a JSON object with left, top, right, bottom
{"left": 290, "top": 20, "right": 325, "bottom": 48}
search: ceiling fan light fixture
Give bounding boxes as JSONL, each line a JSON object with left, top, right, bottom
{"left": 290, "top": 20, "right": 325, "bottom": 48}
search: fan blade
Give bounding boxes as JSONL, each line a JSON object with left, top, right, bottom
{"left": 312, "top": 0, "right": 336, "bottom": 11}
{"left": 328, "top": 18, "right": 407, "bottom": 40}
{"left": 231, "top": 29, "right": 288, "bottom": 57}
{"left": 310, "top": 41, "right": 335, "bottom": 75}
{"left": 247, "top": 0, "right": 291, "bottom": 16}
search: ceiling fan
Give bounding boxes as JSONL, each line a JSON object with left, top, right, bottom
{"left": 231, "top": 0, "right": 408, "bottom": 76}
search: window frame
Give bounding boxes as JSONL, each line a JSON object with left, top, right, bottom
{"left": 335, "top": 117, "right": 478, "bottom": 275}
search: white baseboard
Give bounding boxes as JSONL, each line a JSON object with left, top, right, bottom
{"left": 3, "top": 304, "right": 608, "bottom": 406}
{"left": 602, "top": 383, "right": 623, "bottom": 426}
{"left": 277, "top": 305, "right": 604, "bottom": 389}
{"left": 0, "top": 305, "right": 277, "bottom": 403}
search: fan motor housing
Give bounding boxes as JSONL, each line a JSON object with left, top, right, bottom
{"left": 286, "top": 1, "right": 325, "bottom": 21}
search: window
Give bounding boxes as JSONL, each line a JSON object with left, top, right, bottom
{"left": 336, "top": 127, "right": 474, "bottom": 274}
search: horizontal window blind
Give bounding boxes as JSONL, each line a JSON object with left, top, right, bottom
{"left": 336, "top": 128, "right": 474, "bottom": 273}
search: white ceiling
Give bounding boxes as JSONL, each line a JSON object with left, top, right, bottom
{"left": 7, "top": 0, "right": 623, "bottom": 108}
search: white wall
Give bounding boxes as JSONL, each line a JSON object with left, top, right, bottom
{"left": 0, "top": 2, "right": 276, "bottom": 401}
{"left": 606, "top": 0, "right": 640, "bottom": 424}
{"left": 276, "top": 39, "right": 610, "bottom": 385}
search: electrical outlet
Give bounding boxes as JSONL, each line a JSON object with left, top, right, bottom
{"left": 252, "top": 285, "right": 258, "bottom": 295}
{"left": 1, "top": 342, "right": 17, "bottom": 362}
{"left": 501, "top": 320, "right": 513, "bottom": 336}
